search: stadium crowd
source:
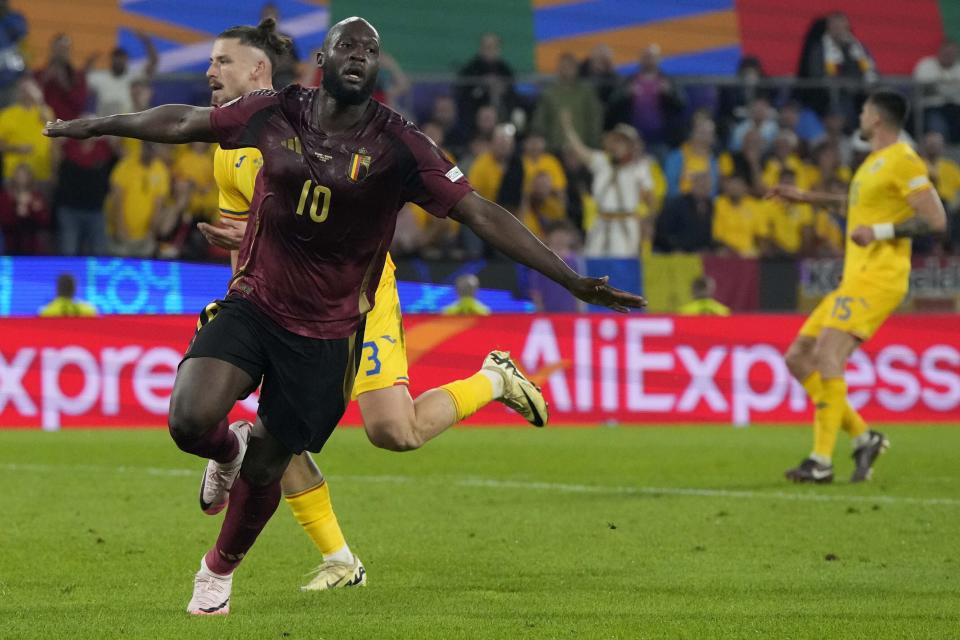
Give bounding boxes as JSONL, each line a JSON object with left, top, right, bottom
{"left": 0, "top": 6, "right": 958, "bottom": 266}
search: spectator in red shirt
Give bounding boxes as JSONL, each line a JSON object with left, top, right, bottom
{"left": 0, "top": 162, "right": 51, "bottom": 254}
{"left": 55, "top": 128, "right": 116, "bottom": 256}
{"left": 35, "top": 33, "right": 90, "bottom": 121}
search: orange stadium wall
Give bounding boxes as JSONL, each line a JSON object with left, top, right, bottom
{"left": 0, "top": 314, "right": 956, "bottom": 430}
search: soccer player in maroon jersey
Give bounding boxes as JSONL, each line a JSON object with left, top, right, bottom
{"left": 45, "top": 17, "right": 644, "bottom": 615}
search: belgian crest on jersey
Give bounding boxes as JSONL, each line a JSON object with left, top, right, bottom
{"left": 347, "top": 150, "right": 371, "bottom": 182}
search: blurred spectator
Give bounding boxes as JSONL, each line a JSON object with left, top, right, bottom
{"left": 0, "top": 0, "right": 26, "bottom": 107}
{"left": 664, "top": 117, "right": 719, "bottom": 197}
{"left": 579, "top": 44, "right": 619, "bottom": 118}
{"left": 914, "top": 40, "right": 960, "bottom": 142}
{"left": 559, "top": 145, "right": 592, "bottom": 233}
{"left": 153, "top": 176, "right": 198, "bottom": 259}
{"left": 811, "top": 177, "right": 847, "bottom": 256}
{"left": 712, "top": 174, "right": 769, "bottom": 258}
{"left": 36, "top": 33, "right": 90, "bottom": 121}
{"left": 465, "top": 123, "right": 520, "bottom": 256}
{"left": 521, "top": 171, "right": 567, "bottom": 238}
{"left": 472, "top": 104, "right": 497, "bottom": 142}
{"left": 716, "top": 56, "right": 769, "bottom": 140}
{"left": 763, "top": 169, "right": 815, "bottom": 256}
{"left": 468, "top": 123, "right": 516, "bottom": 205}
{"left": 442, "top": 274, "right": 491, "bottom": 316}
{"left": 521, "top": 132, "right": 566, "bottom": 197}
{"left": 729, "top": 96, "right": 778, "bottom": 151}
{"left": 621, "top": 45, "right": 684, "bottom": 147}
{"left": 528, "top": 222, "right": 584, "bottom": 312}
{"left": 762, "top": 131, "right": 810, "bottom": 189}
{"left": 562, "top": 113, "right": 653, "bottom": 257}
{"left": 778, "top": 100, "right": 825, "bottom": 146}
{"left": 374, "top": 52, "right": 411, "bottom": 112}
{"left": 818, "top": 110, "right": 853, "bottom": 166}
{"left": 172, "top": 141, "right": 217, "bottom": 221}
{"left": 87, "top": 32, "right": 157, "bottom": 117}
{"left": 55, "top": 130, "right": 116, "bottom": 256}
{"left": 456, "top": 33, "right": 516, "bottom": 129}
{"left": 531, "top": 52, "right": 602, "bottom": 152}
{"left": 0, "top": 163, "right": 50, "bottom": 254}
{"left": 0, "top": 77, "right": 54, "bottom": 187}
{"left": 796, "top": 12, "right": 876, "bottom": 117}
{"left": 39, "top": 274, "right": 97, "bottom": 317}
{"left": 260, "top": 3, "right": 301, "bottom": 89}
{"left": 428, "top": 95, "right": 468, "bottom": 157}
{"left": 806, "top": 141, "right": 851, "bottom": 189}
{"left": 921, "top": 132, "right": 960, "bottom": 239}
{"left": 678, "top": 276, "right": 730, "bottom": 316}
{"left": 719, "top": 128, "right": 764, "bottom": 196}
{"left": 107, "top": 141, "right": 169, "bottom": 257}
{"left": 653, "top": 171, "right": 715, "bottom": 253}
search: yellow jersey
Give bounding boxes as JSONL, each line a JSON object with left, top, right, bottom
{"left": 678, "top": 298, "right": 730, "bottom": 316}
{"left": 39, "top": 297, "right": 97, "bottom": 317}
{"left": 213, "top": 145, "right": 263, "bottom": 222}
{"left": 109, "top": 155, "right": 170, "bottom": 240}
{"left": 712, "top": 195, "right": 768, "bottom": 257}
{"left": 929, "top": 156, "right": 960, "bottom": 204}
{"left": 0, "top": 103, "right": 53, "bottom": 181}
{"left": 764, "top": 200, "right": 814, "bottom": 255}
{"left": 844, "top": 141, "right": 932, "bottom": 291}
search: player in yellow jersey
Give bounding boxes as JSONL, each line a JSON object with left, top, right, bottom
{"left": 769, "top": 89, "right": 946, "bottom": 484}
{"left": 195, "top": 19, "right": 548, "bottom": 592}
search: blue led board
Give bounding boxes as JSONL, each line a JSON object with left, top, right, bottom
{"left": 0, "top": 257, "right": 533, "bottom": 316}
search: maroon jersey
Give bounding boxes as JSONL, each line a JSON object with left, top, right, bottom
{"left": 210, "top": 86, "right": 472, "bottom": 338}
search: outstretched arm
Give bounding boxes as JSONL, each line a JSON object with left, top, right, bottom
{"left": 43, "top": 105, "right": 216, "bottom": 144}
{"left": 450, "top": 192, "right": 646, "bottom": 312}
{"left": 766, "top": 184, "right": 847, "bottom": 208}
{"left": 559, "top": 109, "right": 595, "bottom": 166}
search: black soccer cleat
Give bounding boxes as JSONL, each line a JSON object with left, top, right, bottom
{"left": 785, "top": 457, "right": 834, "bottom": 484}
{"left": 850, "top": 430, "right": 890, "bottom": 483}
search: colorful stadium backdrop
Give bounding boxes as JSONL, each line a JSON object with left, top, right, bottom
{"left": 18, "top": 0, "right": 960, "bottom": 77}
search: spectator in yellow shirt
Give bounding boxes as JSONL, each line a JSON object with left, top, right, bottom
{"left": 712, "top": 174, "right": 770, "bottom": 257}
{"left": 106, "top": 141, "right": 170, "bottom": 257}
{"left": 805, "top": 141, "right": 852, "bottom": 189}
{"left": 521, "top": 171, "right": 567, "bottom": 238}
{"left": 467, "top": 123, "right": 515, "bottom": 203}
{"left": 173, "top": 141, "right": 218, "bottom": 221}
{"left": 521, "top": 132, "right": 567, "bottom": 196}
{"left": 664, "top": 116, "right": 719, "bottom": 196}
{"left": 764, "top": 169, "right": 815, "bottom": 256}
{"left": 678, "top": 275, "right": 730, "bottom": 316}
{"left": 0, "top": 77, "right": 54, "bottom": 185}
{"left": 39, "top": 274, "right": 97, "bottom": 317}
{"left": 761, "top": 130, "right": 810, "bottom": 189}
{"left": 811, "top": 177, "right": 847, "bottom": 256}
{"left": 441, "top": 274, "right": 491, "bottom": 316}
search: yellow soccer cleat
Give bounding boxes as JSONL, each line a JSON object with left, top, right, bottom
{"left": 301, "top": 555, "right": 367, "bottom": 592}
{"left": 483, "top": 350, "right": 548, "bottom": 427}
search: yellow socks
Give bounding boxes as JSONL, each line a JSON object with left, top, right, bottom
{"left": 802, "top": 371, "right": 868, "bottom": 444}
{"left": 284, "top": 481, "right": 350, "bottom": 562}
{"left": 440, "top": 372, "right": 495, "bottom": 421}
{"left": 812, "top": 377, "right": 847, "bottom": 462}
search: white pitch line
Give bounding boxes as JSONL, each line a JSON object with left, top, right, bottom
{"left": 2, "top": 462, "right": 958, "bottom": 507}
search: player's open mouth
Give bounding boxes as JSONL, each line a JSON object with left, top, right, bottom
{"left": 342, "top": 68, "right": 364, "bottom": 83}
{"left": 209, "top": 82, "right": 224, "bottom": 91}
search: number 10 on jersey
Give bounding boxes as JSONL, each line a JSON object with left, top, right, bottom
{"left": 296, "top": 179, "right": 331, "bottom": 223}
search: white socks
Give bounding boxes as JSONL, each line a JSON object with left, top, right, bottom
{"left": 323, "top": 544, "right": 354, "bottom": 566}
{"left": 479, "top": 369, "right": 504, "bottom": 399}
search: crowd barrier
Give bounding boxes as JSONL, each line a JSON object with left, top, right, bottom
{"left": 1, "top": 314, "right": 956, "bottom": 430}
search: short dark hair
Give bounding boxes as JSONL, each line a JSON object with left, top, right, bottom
{"left": 56, "top": 274, "right": 76, "bottom": 298}
{"left": 867, "top": 88, "right": 909, "bottom": 128}
{"left": 218, "top": 17, "right": 292, "bottom": 71}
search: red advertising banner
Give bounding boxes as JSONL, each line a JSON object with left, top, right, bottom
{"left": 0, "top": 314, "right": 957, "bottom": 430}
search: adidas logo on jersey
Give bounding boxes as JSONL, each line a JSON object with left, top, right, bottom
{"left": 281, "top": 137, "right": 303, "bottom": 155}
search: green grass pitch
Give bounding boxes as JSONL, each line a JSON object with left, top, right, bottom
{"left": 1, "top": 425, "right": 958, "bottom": 639}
